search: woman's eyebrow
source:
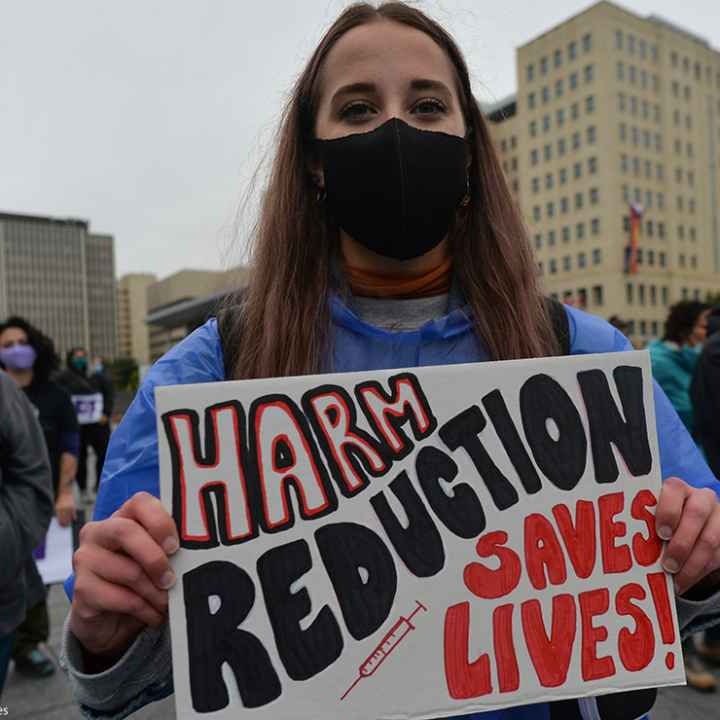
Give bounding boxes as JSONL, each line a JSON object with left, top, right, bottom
{"left": 331, "top": 82, "right": 378, "bottom": 103}
{"left": 410, "top": 78, "right": 451, "bottom": 95}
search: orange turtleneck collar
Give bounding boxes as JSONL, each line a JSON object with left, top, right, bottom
{"left": 343, "top": 255, "right": 453, "bottom": 299}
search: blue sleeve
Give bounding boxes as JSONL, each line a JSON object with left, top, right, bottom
{"left": 566, "top": 306, "right": 719, "bottom": 497}
{"left": 65, "top": 319, "right": 225, "bottom": 599}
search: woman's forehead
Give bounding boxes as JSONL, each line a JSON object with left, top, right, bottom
{"left": 0, "top": 326, "right": 27, "bottom": 342}
{"left": 319, "top": 20, "right": 458, "bottom": 96}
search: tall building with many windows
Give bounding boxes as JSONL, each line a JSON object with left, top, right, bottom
{"left": 489, "top": 1, "right": 720, "bottom": 341}
{"left": 0, "top": 211, "right": 117, "bottom": 359}
{"left": 117, "top": 273, "right": 157, "bottom": 366}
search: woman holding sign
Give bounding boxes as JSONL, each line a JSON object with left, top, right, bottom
{"left": 63, "top": 4, "right": 720, "bottom": 720}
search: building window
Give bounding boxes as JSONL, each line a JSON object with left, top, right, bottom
{"left": 620, "top": 154, "right": 628, "bottom": 173}
{"left": 568, "top": 41, "right": 577, "bottom": 60}
{"left": 569, "top": 72, "right": 578, "bottom": 90}
{"left": 540, "top": 56, "right": 548, "bottom": 75}
{"left": 528, "top": 92, "right": 536, "bottom": 109}
{"left": 559, "top": 168, "right": 567, "bottom": 184}
{"left": 532, "top": 177, "right": 540, "bottom": 193}
{"left": 582, "top": 33, "right": 592, "bottom": 53}
{"left": 615, "top": 30, "right": 623, "bottom": 49}
{"left": 617, "top": 61, "right": 625, "bottom": 81}
{"left": 587, "top": 126, "right": 596, "bottom": 144}
{"left": 534, "top": 233, "right": 542, "bottom": 249}
{"left": 574, "top": 161, "right": 582, "bottom": 179}
{"left": 584, "top": 64, "right": 594, "bottom": 83}
{"left": 661, "top": 286, "right": 668, "bottom": 304}
{"left": 530, "top": 149, "right": 539, "bottom": 165}
{"left": 546, "top": 201, "right": 555, "bottom": 217}
{"left": 527, "top": 64, "right": 535, "bottom": 82}
{"left": 578, "top": 252, "right": 587, "bottom": 268}
{"left": 592, "top": 285, "right": 604, "bottom": 306}
{"left": 542, "top": 114, "right": 550, "bottom": 132}
{"left": 655, "top": 133, "right": 662, "bottom": 151}
{"left": 585, "top": 95, "right": 595, "bottom": 113}
{"left": 626, "top": 283, "right": 633, "bottom": 304}
{"left": 656, "top": 163, "right": 664, "bottom": 180}
{"left": 562, "top": 255, "right": 571, "bottom": 272}
{"left": 574, "top": 192, "right": 583, "bottom": 209}
{"left": 548, "top": 229, "right": 556, "bottom": 246}
{"left": 576, "top": 222, "right": 585, "bottom": 240}
{"left": 542, "top": 86, "right": 550, "bottom": 104}
{"left": 644, "top": 160, "right": 651, "bottom": 178}
{"left": 592, "top": 248, "right": 602, "bottom": 265}
{"left": 619, "top": 123, "right": 627, "bottom": 141}
{"left": 533, "top": 206, "right": 541, "bottom": 221}
{"left": 629, "top": 65, "right": 637, "bottom": 85}
{"left": 591, "top": 218, "right": 600, "bottom": 235}
{"left": 588, "top": 157, "right": 598, "bottom": 174}
{"left": 556, "top": 108, "right": 565, "bottom": 126}
{"left": 632, "top": 157, "right": 640, "bottom": 176}
{"left": 571, "top": 102, "right": 579, "bottom": 120}
{"left": 549, "top": 258, "right": 557, "bottom": 274}
{"left": 572, "top": 132, "right": 581, "bottom": 150}
{"left": 658, "top": 221, "right": 666, "bottom": 238}
{"left": 590, "top": 187, "right": 599, "bottom": 204}
{"left": 638, "top": 284, "right": 646, "bottom": 305}
{"left": 650, "top": 285, "right": 657, "bottom": 305}
{"left": 651, "top": 45, "right": 658, "bottom": 62}
{"left": 558, "top": 138, "right": 566, "bottom": 156}
{"left": 618, "top": 92, "right": 626, "bottom": 112}
{"left": 560, "top": 196, "right": 569, "bottom": 213}
{"left": 545, "top": 172, "right": 554, "bottom": 190}
{"left": 554, "top": 48, "right": 562, "bottom": 68}
{"left": 630, "top": 96, "right": 638, "bottom": 115}
{"left": 657, "top": 193, "right": 664, "bottom": 210}
{"left": 671, "top": 51, "right": 678, "bottom": 68}
{"left": 544, "top": 144, "right": 552, "bottom": 161}
{"left": 640, "top": 69, "right": 648, "bottom": 89}
{"left": 562, "top": 225, "right": 571, "bottom": 242}
{"left": 555, "top": 79, "right": 564, "bottom": 97}
{"left": 679, "top": 254, "right": 686, "bottom": 268}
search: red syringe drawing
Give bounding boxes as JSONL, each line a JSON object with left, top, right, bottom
{"left": 340, "top": 600, "right": 428, "bottom": 701}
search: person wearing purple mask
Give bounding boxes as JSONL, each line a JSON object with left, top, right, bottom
{"left": 0, "top": 317, "right": 80, "bottom": 679}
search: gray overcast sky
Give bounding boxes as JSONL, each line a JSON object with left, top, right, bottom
{"left": 2, "top": 1, "right": 718, "bottom": 279}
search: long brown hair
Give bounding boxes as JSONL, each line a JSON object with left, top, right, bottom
{"left": 222, "top": 1, "right": 558, "bottom": 380}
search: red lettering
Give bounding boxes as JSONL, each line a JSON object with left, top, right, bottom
{"left": 444, "top": 602, "right": 492, "bottom": 699}
{"left": 464, "top": 531, "right": 522, "bottom": 599}
{"left": 647, "top": 572, "right": 676, "bottom": 645}
{"left": 616, "top": 582, "right": 655, "bottom": 672}
{"left": 493, "top": 604, "right": 519, "bottom": 693}
{"left": 552, "top": 500, "right": 596, "bottom": 579}
{"left": 579, "top": 588, "right": 616, "bottom": 681}
{"left": 631, "top": 489, "right": 662, "bottom": 566}
{"left": 599, "top": 492, "right": 632, "bottom": 573}
{"left": 524, "top": 513, "right": 567, "bottom": 590}
{"left": 521, "top": 594, "right": 576, "bottom": 687}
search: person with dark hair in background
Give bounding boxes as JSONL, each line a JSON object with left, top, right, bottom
{"left": 0, "top": 371, "right": 54, "bottom": 694}
{"left": 56, "top": 348, "right": 111, "bottom": 501}
{"left": 649, "top": 300, "right": 714, "bottom": 689}
{"left": 648, "top": 301, "right": 710, "bottom": 434}
{"left": 0, "top": 317, "right": 80, "bottom": 678}
{"left": 691, "top": 305, "right": 720, "bottom": 667}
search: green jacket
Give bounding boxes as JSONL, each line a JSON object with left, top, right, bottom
{"left": 648, "top": 339, "right": 700, "bottom": 434}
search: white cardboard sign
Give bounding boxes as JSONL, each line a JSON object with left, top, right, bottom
{"left": 33, "top": 517, "right": 74, "bottom": 585}
{"left": 156, "top": 351, "right": 684, "bottom": 720}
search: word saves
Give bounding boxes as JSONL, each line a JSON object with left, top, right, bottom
{"left": 162, "top": 366, "right": 653, "bottom": 712}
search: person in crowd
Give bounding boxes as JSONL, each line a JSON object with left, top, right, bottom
{"left": 90, "top": 355, "right": 115, "bottom": 427}
{"left": 0, "top": 317, "right": 80, "bottom": 678}
{"left": 62, "top": 4, "right": 720, "bottom": 719}
{"left": 56, "top": 348, "right": 111, "bottom": 500}
{"left": 648, "top": 301, "right": 710, "bottom": 435}
{"left": 0, "top": 371, "right": 54, "bottom": 694}
{"left": 691, "top": 305, "right": 720, "bottom": 667}
{"left": 648, "top": 300, "right": 714, "bottom": 688}
{"left": 608, "top": 314, "right": 629, "bottom": 336}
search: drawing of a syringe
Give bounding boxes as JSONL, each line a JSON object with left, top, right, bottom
{"left": 340, "top": 600, "right": 428, "bottom": 701}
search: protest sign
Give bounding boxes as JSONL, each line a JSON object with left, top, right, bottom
{"left": 34, "top": 517, "right": 74, "bottom": 585}
{"left": 156, "top": 350, "right": 684, "bottom": 720}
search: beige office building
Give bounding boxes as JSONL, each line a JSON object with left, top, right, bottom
{"left": 117, "top": 273, "right": 157, "bottom": 366}
{"left": 490, "top": 1, "right": 720, "bottom": 340}
{"left": 146, "top": 268, "right": 248, "bottom": 361}
{"left": 0, "top": 211, "right": 117, "bottom": 359}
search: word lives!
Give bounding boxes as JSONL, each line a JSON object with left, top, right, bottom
{"left": 161, "top": 367, "right": 653, "bottom": 712}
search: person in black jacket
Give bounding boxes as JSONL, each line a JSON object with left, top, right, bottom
{"left": 0, "top": 317, "right": 80, "bottom": 678}
{"left": 0, "top": 371, "right": 53, "bottom": 694}
{"left": 55, "top": 348, "right": 112, "bottom": 500}
{"left": 691, "top": 305, "right": 720, "bottom": 664}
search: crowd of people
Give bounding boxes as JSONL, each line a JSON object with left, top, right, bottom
{"left": 0, "top": 317, "right": 113, "bottom": 693}
{"left": 1, "top": 4, "right": 720, "bottom": 719}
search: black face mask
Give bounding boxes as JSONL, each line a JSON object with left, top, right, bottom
{"left": 315, "top": 117, "right": 468, "bottom": 260}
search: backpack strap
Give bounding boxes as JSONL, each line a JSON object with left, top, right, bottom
{"left": 545, "top": 297, "right": 571, "bottom": 355}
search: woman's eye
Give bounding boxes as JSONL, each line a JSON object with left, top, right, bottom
{"left": 412, "top": 98, "right": 447, "bottom": 115}
{"left": 339, "top": 102, "right": 377, "bottom": 120}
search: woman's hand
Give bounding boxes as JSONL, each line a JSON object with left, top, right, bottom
{"left": 55, "top": 488, "right": 76, "bottom": 527}
{"left": 656, "top": 477, "right": 720, "bottom": 596}
{"left": 69, "top": 491, "right": 179, "bottom": 665}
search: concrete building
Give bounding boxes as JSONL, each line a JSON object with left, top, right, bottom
{"left": 489, "top": 1, "right": 720, "bottom": 341}
{"left": 117, "top": 273, "right": 157, "bottom": 366}
{"left": 0, "top": 211, "right": 117, "bottom": 359}
{"left": 146, "top": 267, "right": 248, "bottom": 361}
